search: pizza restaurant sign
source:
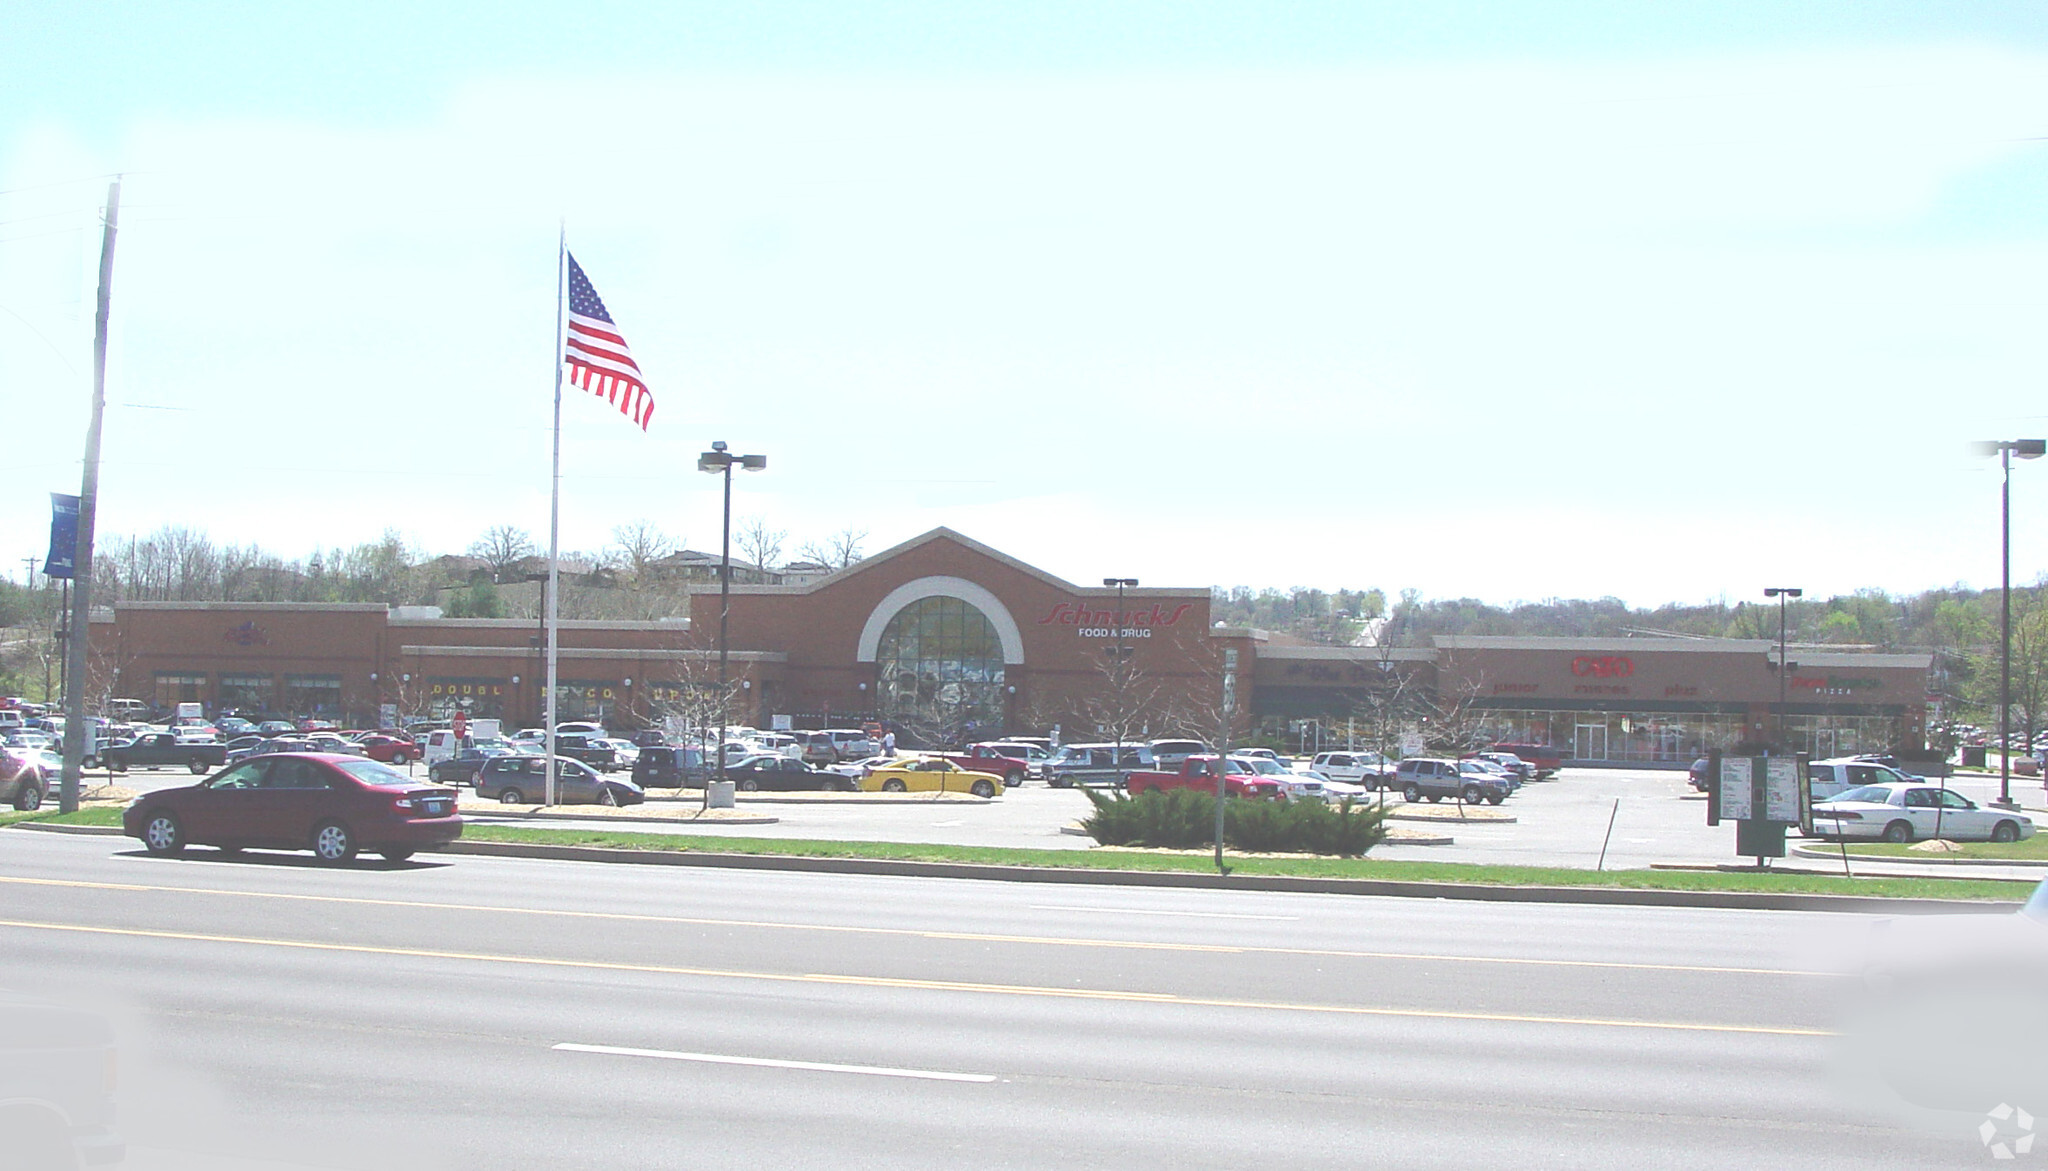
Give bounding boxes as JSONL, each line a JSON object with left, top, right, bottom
{"left": 1792, "top": 674, "right": 1881, "bottom": 694}
{"left": 1038, "top": 601, "right": 1196, "bottom": 639}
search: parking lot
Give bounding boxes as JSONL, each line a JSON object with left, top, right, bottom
{"left": 79, "top": 759, "right": 2048, "bottom": 877}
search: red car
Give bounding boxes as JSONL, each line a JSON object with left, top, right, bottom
{"left": 122, "top": 753, "right": 462, "bottom": 864}
{"left": 1124, "top": 755, "right": 1285, "bottom": 799}
{"left": 354, "top": 733, "right": 419, "bottom": 765}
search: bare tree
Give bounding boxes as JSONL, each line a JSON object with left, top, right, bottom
{"left": 1349, "top": 640, "right": 1431, "bottom": 767}
{"left": 735, "top": 516, "right": 786, "bottom": 575}
{"left": 1083, "top": 649, "right": 1163, "bottom": 746}
{"left": 609, "top": 521, "right": 677, "bottom": 586}
{"left": 800, "top": 528, "right": 868, "bottom": 571}
{"left": 470, "top": 525, "right": 536, "bottom": 580}
{"left": 1417, "top": 657, "right": 1495, "bottom": 755}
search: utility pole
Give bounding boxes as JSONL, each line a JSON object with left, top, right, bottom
{"left": 1764, "top": 587, "right": 1802, "bottom": 755}
{"left": 61, "top": 178, "right": 119, "bottom": 814}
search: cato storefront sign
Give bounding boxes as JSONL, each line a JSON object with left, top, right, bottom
{"left": 1570, "top": 655, "right": 1634, "bottom": 678}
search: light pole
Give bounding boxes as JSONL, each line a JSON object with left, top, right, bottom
{"left": 697, "top": 441, "right": 766, "bottom": 803}
{"left": 519, "top": 571, "right": 549, "bottom": 726}
{"left": 1764, "top": 587, "right": 1802, "bottom": 753}
{"left": 1976, "top": 440, "right": 2045, "bottom": 807}
{"left": 1103, "top": 577, "right": 1138, "bottom": 785}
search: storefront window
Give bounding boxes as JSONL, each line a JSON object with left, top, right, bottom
{"left": 1472, "top": 708, "right": 1904, "bottom": 763}
{"left": 429, "top": 678, "right": 507, "bottom": 721}
{"left": 875, "top": 596, "right": 1007, "bottom": 739}
{"left": 218, "top": 673, "right": 273, "bottom": 714}
{"left": 1783, "top": 714, "right": 1904, "bottom": 760}
{"left": 153, "top": 673, "right": 206, "bottom": 707}
{"left": 1477, "top": 709, "right": 1749, "bottom": 763}
{"left": 283, "top": 674, "right": 343, "bottom": 719}
{"left": 552, "top": 680, "right": 618, "bottom": 724}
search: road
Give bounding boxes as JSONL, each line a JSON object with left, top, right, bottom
{"left": 0, "top": 828, "right": 2008, "bottom": 1168}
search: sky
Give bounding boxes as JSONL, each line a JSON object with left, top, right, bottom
{"left": 7, "top": 2, "right": 2048, "bottom": 609}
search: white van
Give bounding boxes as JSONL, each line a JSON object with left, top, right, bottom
{"left": 422, "top": 729, "right": 461, "bottom": 765}
{"left": 1807, "top": 758, "right": 1917, "bottom": 802}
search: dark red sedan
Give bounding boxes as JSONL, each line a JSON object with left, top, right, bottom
{"left": 354, "top": 733, "right": 419, "bottom": 765}
{"left": 122, "top": 753, "right": 462, "bottom": 864}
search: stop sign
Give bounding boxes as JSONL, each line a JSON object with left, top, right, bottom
{"left": 452, "top": 711, "right": 468, "bottom": 738}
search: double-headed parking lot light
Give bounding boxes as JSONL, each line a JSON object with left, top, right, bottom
{"left": 698, "top": 441, "right": 767, "bottom": 806}
{"left": 1974, "top": 440, "right": 2045, "bottom": 808}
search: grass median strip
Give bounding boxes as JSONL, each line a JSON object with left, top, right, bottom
{"left": 1829, "top": 837, "right": 2048, "bottom": 862}
{"left": 457, "top": 824, "right": 2026, "bottom": 900}
{"left": 0, "top": 806, "right": 125, "bottom": 827}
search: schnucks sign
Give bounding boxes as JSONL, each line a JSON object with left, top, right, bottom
{"left": 1038, "top": 601, "right": 1196, "bottom": 639}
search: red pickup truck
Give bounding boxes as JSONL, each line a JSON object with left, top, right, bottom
{"left": 1124, "top": 755, "right": 1284, "bottom": 799}
{"left": 937, "top": 745, "right": 1033, "bottom": 787}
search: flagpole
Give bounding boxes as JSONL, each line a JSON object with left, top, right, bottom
{"left": 544, "top": 224, "right": 565, "bottom": 807}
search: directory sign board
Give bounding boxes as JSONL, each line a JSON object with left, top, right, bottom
{"left": 1717, "top": 757, "right": 1754, "bottom": 822}
{"left": 1763, "top": 757, "right": 1802, "bottom": 823}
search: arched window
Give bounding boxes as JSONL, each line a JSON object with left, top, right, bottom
{"left": 875, "top": 596, "right": 1006, "bottom": 739}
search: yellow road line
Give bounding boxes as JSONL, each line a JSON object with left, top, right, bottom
{"left": 0, "top": 917, "right": 1832, "bottom": 1037}
{"left": 0, "top": 874, "right": 1830, "bottom": 977}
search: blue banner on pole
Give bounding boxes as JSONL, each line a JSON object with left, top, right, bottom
{"left": 45, "top": 493, "right": 79, "bottom": 580}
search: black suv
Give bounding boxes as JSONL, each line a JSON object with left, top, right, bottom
{"left": 633, "top": 745, "right": 708, "bottom": 788}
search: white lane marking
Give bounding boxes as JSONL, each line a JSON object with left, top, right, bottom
{"left": 553, "top": 1042, "right": 998, "bottom": 1083}
{"left": 930, "top": 820, "right": 965, "bottom": 827}
{"left": 1030, "top": 905, "right": 1299, "bottom": 921}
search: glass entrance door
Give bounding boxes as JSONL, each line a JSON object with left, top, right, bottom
{"left": 1574, "top": 722, "right": 1608, "bottom": 762}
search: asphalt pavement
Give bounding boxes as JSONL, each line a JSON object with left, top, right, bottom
{"left": 0, "top": 829, "right": 2017, "bottom": 1168}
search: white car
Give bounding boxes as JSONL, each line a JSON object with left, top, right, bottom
{"left": 1812, "top": 782, "right": 2036, "bottom": 844}
{"left": 1234, "top": 757, "right": 1325, "bottom": 802}
{"left": 1298, "top": 768, "right": 1372, "bottom": 802}
{"left": 825, "top": 753, "right": 900, "bottom": 779}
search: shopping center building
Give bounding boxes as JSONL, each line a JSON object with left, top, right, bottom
{"left": 86, "top": 528, "right": 1933, "bottom": 763}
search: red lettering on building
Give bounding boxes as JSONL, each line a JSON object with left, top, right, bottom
{"left": 1570, "top": 656, "right": 1634, "bottom": 678}
{"left": 1037, "top": 601, "right": 1194, "bottom": 627}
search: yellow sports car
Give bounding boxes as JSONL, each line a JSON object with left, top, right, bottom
{"left": 859, "top": 757, "right": 1003, "bottom": 798}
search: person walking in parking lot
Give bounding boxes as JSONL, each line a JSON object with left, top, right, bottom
{"left": 881, "top": 729, "right": 897, "bottom": 755}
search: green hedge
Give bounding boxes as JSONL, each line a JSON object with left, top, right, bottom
{"left": 1080, "top": 788, "right": 1387, "bottom": 856}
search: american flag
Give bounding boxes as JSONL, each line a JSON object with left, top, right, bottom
{"left": 563, "top": 253, "right": 654, "bottom": 430}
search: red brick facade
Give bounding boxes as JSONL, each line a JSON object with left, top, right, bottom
{"left": 87, "top": 528, "right": 1928, "bottom": 760}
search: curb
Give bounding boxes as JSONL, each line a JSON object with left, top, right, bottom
{"left": 436, "top": 839, "right": 2019, "bottom": 913}
{"left": 1057, "top": 823, "right": 1457, "bottom": 847}
{"left": 1385, "top": 810, "right": 1516, "bottom": 825}
{"left": 1790, "top": 844, "right": 2048, "bottom": 870}
{"left": 12, "top": 821, "right": 2018, "bottom": 913}
{"left": 457, "top": 810, "right": 781, "bottom": 827}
